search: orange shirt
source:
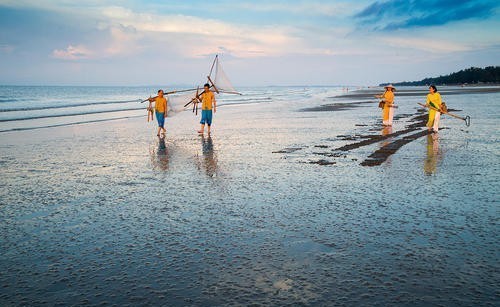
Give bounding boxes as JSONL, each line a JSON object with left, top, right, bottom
{"left": 201, "top": 91, "right": 215, "bottom": 110}
{"left": 155, "top": 97, "right": 167, "bottom": 113}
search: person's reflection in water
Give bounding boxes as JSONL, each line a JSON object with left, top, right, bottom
{"left": 424, "top": 132, "right": 440, "bottom": 175}
{"left": 379, "top": 126, "right": 393, "bottom": 164}
{"left": 150, "top": 136, "right": 169, "bottom": 171}
{"left": 200, "top": 135, "right": 218, "bottom": 177}
{"left": 381, "top": 126, "right": 393, "bottom": 145}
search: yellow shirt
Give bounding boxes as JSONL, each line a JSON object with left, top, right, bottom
{"left": 426, "top": 93, "right": 442, "bottom": 110}
{"left": 383, "top": 91, "right": 394, "bottom": 104}
{"left": 201, "top": 91, "right": 215, "bottom": 110}
{"left": 155, "top": 97, "right": 167, "bottom": 113}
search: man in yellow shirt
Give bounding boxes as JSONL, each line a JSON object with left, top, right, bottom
{"left": 198, "top": 83, "right": 216, "bottom": 135}
{"left": 148, "top": 89, "right": 167, "bottom": 137}
{"left": 426, "top": 85, "right": 442, "bottom": 132}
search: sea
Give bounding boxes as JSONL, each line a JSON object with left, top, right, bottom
{"left": 0, "top": 85, "right": 317, "bottom": 133}
{"left": 0, "top": 85, "right": 498, "bottom": 306}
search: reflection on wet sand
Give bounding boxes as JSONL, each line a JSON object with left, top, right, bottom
{"left": 381, "top": 126, "right": 393, "bottom": 164}
{"left": 198, "top": 135, "right": 218, "bottom": 177}
{"left": 381, "top": 126, "right": 393, "bottom": 145}
{"left": 150, "top": 136, "right": 169, "bottom": 170}
{"left": 424, "top": 133, "right": 441, "bottom": 175}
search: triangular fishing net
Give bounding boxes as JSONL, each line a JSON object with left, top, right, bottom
{"left": 210, "top": 56, "right": 240, "bottom": 95}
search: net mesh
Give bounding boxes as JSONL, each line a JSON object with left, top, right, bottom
{"left": 212, "top": 57, "right": 240, "bottom": 94}
{"left": 166, "top": 91, "right": 197, "bottom": 116}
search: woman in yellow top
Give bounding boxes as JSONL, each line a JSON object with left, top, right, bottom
{"left": 376, "top": 84, "right": 396, "bottom": 126}
{"left": 426, "top": 85, "right": 442, "bottom": 132}
{"left": 148, "top": 89, "right": 167, "bottom": 137}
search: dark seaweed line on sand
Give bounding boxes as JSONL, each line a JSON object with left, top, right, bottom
{"left": 360, "top": 130, "right": 430, "bottom": 166}
{"left": 335, "top": 114, "right": 428, "bottom": 151}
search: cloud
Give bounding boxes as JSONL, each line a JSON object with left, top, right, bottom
{"left": 355, "top": 0, "right": 499, "bottom": 31}
{"left": 94, "top": 6, "right": 311, "bottom": 58}
{"left": 52, "top": 45, "right": 93, "bottom": 60}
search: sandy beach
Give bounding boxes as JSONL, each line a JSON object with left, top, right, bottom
{"left": 1, "top": 86, "right": 499, "bottom": 305}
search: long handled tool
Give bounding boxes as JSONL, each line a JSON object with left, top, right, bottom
{"left": 418, "top": 103, "right": 471, "bottom": 127}
{"left": 185, "top": 86, "right": 202, "bottom": 111}
{"left": 140, "top": 88, "right": 197, "bottom": 104}
{"left": 193, "top": 87, "right": 200, "bottom": 115}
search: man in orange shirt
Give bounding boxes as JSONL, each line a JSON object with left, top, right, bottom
{"left": 198, "top": 83, "right": 216, "bottom": 135}
{"left": 148, "top": 89, "right": 167, "bottom": 137}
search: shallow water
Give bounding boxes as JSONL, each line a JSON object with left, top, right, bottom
{"left": 0, "top": 86, "right": 499, "bottom": 306}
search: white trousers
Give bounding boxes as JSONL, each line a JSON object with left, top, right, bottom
{"left": 433, "top": 112, "right": 441, "bottom": 131}
{"left": 388, "top": 106, "right": 394, "bottom": 126}
{"left": 383, "top": 106, "right": 395, "bottom": 126}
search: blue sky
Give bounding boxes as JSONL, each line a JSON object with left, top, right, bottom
{"left": 0, "top": 0, "right": 499, "bottom": 86}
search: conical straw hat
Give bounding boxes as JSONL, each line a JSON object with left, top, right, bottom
{"left": 384, "top": 84, "right": 396, "bottom": 91}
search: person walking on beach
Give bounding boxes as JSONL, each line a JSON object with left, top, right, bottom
{"left": 198, "top": 83, "right": 216, "bottom": 135}
{"left": 148, "top": 89, "right": 167, "bottom": 137}
{"left": 425, "top": 85, "right": 442, "bottom": 133}
{"left": 376, "top": 84, "right": 396, "bottom": 126}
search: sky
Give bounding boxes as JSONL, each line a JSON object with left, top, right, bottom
{"left": 0, "top": 0, "right": 499, "bottom": 86}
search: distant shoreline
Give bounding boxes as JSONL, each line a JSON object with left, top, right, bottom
{"left": 380, "top": 66, "right": 500, "bottom": 87}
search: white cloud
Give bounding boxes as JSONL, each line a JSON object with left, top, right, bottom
{"left": 105, "top": 24, "right": 143, "bottom": 56}
{"left": 96, "top": 6, "right": 306, "bottom": 58}
{"left": 52, "top": 45, "right": 93, "bottom": 60}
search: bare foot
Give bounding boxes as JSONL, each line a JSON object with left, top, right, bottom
{"left": 197, "top": 130, "right": 204, "bottom": 134}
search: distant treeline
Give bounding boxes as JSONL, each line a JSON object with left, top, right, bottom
{"left": 380, "top": 66, "right": 500, "bottom": 86}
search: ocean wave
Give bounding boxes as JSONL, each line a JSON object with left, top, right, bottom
{"left": 220, "top": 97, "right": 272, "bottom": 103}
{"left": 0, "top": 98, "right": 142, "bottom": 112}
{"left": 0, "top": 107, "right": 145, "bottom": 122}
{"left": 0, "top": 115, "right": 144, "bottom": 133}
{"left": 0, "top": 98, "right": 20, "bottom": 103}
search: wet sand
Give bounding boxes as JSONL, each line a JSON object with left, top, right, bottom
{"left": 1, "top": 86, "right": 499, "bottom": 306}
{"left": 334, "top": 86, "right": 500, "bottom": 99}
{"left": 274, "top": 85, "right": 476, "bottom": 167}
{"left": 301, "top": 101, "right": 375, "bottom": 112}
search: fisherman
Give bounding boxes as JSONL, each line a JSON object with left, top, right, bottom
{"left": 376, "top": 84, "right": 396, "bottom": 126}
{"left": 425, "top": 85, "right": 442, "bottom": 133}
{"left": 148, "top": 89, "right": 167, "bottom": 137}
{"left": 198, "top": 83, "right": 216, "bottom": 135}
